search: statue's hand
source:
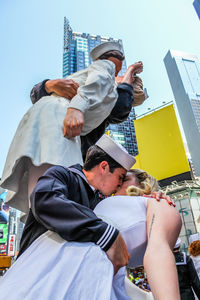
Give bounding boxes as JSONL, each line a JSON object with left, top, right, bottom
{"left": 45, "top": 79, "right": 79, "bottom": 100}
{"left": 63, "top": 108, "right": 84, "bottom": 138}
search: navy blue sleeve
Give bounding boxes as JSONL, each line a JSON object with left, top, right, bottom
{"left": 188, "top": 257, "right": 200, "bottom": 297}
{"left": 107, "top": 83, "right": 134, "bottom": 124}
{"left": 30, "top": 166, "right": 118, "bottom": 252}
{"left": 30, "top": 79, "right": 51, "bottom": 104}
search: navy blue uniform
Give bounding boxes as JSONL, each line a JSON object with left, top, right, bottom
{"left": 18, "top": 164, "right": 119, "bottom": 257}
{"left": 174, "top": 251, "right": 200, "bottom": 299}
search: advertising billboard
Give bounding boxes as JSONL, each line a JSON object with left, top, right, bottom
{"left": 134, "top": 104, "right": 191, "bottom": 185}
{"left": 8, "top": 235, "right": 16, "bottom": 257}
{"left": 0, "top": 190, "right": 9, "bottom": 224}
{"left": 0, "top": 224, "right": 8, "bottom": 244}
{"left": 0, "top": 224, "right": 8, "bottom": 255}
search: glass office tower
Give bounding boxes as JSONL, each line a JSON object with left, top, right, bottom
{"left": 193, "top": 0, "right": 200, "bottom": 20}
{"left": 164, "top": 50, "right": 200, "bottom": 176}
{"left": 163, "top": 180, "right": 200, "bottom": 252}
{"left": 108, "top": 109, "right": 138, "bottom": 156}
{"left": 63, "top": 18, "right": 138, "bottom": 156}
{"left": 63, "top": 17, "right": 127, "bottom": 77}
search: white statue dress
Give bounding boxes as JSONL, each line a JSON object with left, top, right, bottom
{"left": 0, "top": 195, "right": 148, "bottom": 300}
{"left": 0, "top": 59, "right": 117, "bottom": 213}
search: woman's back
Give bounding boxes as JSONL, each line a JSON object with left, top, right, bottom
{"left": 94, "top": 195, "right": 148, "bottom": 268}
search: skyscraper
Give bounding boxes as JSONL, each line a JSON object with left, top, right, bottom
{"left": 63, "top": 17, "right": 138, "bottom": 156}
{"left": 193, "top": 0, "right": 200, "bottom": 20}
{"left": 63, "top": 17, "right": 127, "bottom": 77}
{"left": 164, "top": 50, "right": 200, "bottom": 176}
{"left": 108, "top": 109, "right": 138, "bottom": 156}
{"left": 162, "top": 180, "right": 200, "bottom": 252}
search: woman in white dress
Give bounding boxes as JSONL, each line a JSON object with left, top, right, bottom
{"left": 0, "top": 169, "right": 181, "bottom": 300}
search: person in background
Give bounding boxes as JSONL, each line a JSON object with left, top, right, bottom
{"left": 143, "top": 278, "right": 151, "bottom": 291}
{"left": 189, "top": 239, "right": 200, "bottom": 279}
{"left": 173, "top": 238, "right": 200, "bottom": 300}
{"left": 137, "top": 281, "right": 150, "bottom": 293}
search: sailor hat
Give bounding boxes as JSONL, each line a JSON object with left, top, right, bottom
{"left": 189, "top": 233, "right": 200, "bottom": 243}
{"left": 90, "top": 41, "right": 123, "bottom": 61}
{"left": 95, "top": 134, "right": 136, "bottom": 170}
{"left": 174, "top": 237, "right": 181, "bottom": 249}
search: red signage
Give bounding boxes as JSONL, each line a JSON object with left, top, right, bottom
{"left": 8, "top": 235, "right": 15, "bottom": 256}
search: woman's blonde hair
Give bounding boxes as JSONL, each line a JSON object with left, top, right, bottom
{"left": 126, "top": 169, "right": 160, "bottom": 196}
{"left": 188, "top": 240, "right": 200, "bottom": 257}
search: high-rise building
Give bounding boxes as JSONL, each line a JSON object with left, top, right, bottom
{"left": 164, "top": 50, "right": 200, "bottom": 176}
{"left": 63, "top": 17, "right": 138, "bottom": 156}
{"left": 163, "top": 179, "right": 200, "bottom": 252}
{"left": 193, "top": 0, "right": 200, "bottom": 20}
{"left": 108, "top": 109, "right": 138, "bottom": 156}
{"left": 63, "top": 17, "right": 127, "bottom": 77}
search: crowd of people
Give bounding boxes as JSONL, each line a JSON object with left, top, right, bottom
{"left": 127, "top": 236, "right": 200, "bottom": 299}
{"left": 128, "top": 266, "right": 151, "bottom": 292}
{"left": 189, "top": 235, "right": 200, "bottom": 280}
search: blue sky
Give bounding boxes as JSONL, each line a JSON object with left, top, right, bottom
{"left": 0, "top": 0, "right": 200, "bottom": 175}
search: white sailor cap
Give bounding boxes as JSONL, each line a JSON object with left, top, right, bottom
{"left": 189, "top": 233, "right": 200, "bottom": 243}
{"left": 90, "top": 41, "right": 123, "bottom": 61}
{"left": 95, "top": 134, "right": 136, "bottom": 170}
{"left": 174, "top": 237, "right": 181, "bottom": 249}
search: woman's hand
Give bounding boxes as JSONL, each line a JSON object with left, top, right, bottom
{"left": 121, "top": 61, "right": 143, "bottom": 85}
{"left": 45, "top": 79, "right": 79, "bottom": 99}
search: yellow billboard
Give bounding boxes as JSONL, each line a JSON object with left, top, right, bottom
{"left": 134, "top": 104, "right": 190, "bottom": 181}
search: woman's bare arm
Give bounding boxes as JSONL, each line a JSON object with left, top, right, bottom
{"left": 143, "top": 198, "right": 182, "bottom": 300}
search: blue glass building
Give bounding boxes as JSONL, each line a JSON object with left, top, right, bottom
{"left": 193, "top": 0, "right": 200, "bottom": 20}
{"left": 63, "top": 18, "right": 127, "bottom": 77}
{"left": 63, "top": 18, "right": 138, "bottom": 156}
{"left": 108, "top": 109, "right": 138, "bottom": 156}
{"left": 164, "top": 50, "right": 200, "bottom": 176}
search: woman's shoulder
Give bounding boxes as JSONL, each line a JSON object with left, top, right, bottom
{"left": 94, "top": 195, "right": 148, "bottom": 230}
{"left": 97, "top": 195, "right": 148, "bottom": 207}
{"left": 100, "top": 195, "right": 148, "bottom": 204}
{"left": 94, "top": 196, "right": 147, "bottom": 217}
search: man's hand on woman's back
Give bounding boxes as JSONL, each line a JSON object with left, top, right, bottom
{"left": 45, "top": 79, "right": 79, "bottom": 99}
{"left": 106, "top": 233, "right": 130, "bottom": 275}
